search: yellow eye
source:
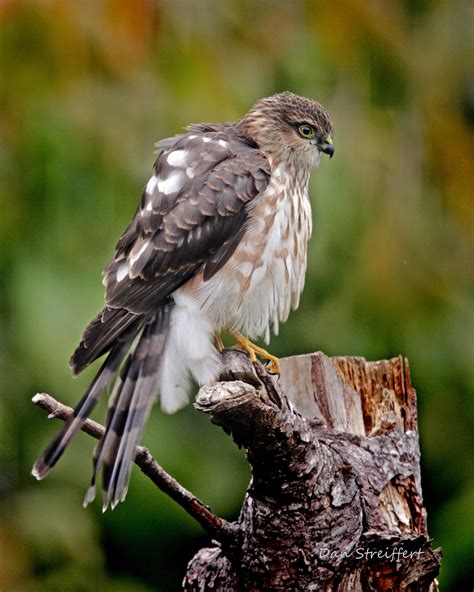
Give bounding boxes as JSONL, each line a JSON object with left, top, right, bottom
{"left": 298, "top": 124, "right": 315, "bottom": 139}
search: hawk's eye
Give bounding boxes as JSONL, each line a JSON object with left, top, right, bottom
{"left": 297, "top": 124, "right": 316, "bottom": 139}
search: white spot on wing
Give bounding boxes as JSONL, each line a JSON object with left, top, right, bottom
{"left": 202, "top": 137, "right": 211, "bottom": 143}
{"left": 116, "top": 263, "right": 129, "bottom": 282}
{"left": 157, "top": 171, "right": 183, "bottom": 195}
{"left": 129, "top": 241, "right": 149, "bottom": 265}
{"left": 146, "top": 176, "right": 157, "bottom": 194}
{"left": 145, "top": 201, "right": 153, "bottom": 211}
{"left": 167, "top": 150, "right": 188, "bottom": 166}
{"left": 218, "top": 139, "right": 228, "bottom": 148}
{"left": 186, "top": 167, "right": 195, "bottom": 178}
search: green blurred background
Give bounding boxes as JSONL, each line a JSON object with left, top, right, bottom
{"left": 1, "top": 1, "right": 472, "bottom": 590}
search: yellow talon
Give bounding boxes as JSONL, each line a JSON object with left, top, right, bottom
{"left": 229, "top": 330, "right": 281, "bottom": 375}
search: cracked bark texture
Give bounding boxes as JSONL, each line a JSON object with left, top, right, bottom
{"left": 183, "top": 350, "right": 441, "bottom": 591}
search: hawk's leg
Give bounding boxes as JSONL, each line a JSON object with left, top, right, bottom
{"left": 229, "top": 330, "right": 281, "bottom": 375}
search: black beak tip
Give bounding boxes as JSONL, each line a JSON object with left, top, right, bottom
{"left": 322, "top": 144, "right": 334, "bottom": 158}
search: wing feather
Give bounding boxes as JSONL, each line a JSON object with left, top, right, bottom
{"left": 104, "top": 130, "right": 270, "bottom": 315}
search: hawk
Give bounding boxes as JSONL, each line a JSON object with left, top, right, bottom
{"left": 33, "top": 92, "right": 334, "bottom": 509}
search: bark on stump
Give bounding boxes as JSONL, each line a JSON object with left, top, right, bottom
{"left": 183, "top": 350, "right": 441, "bottom": 591}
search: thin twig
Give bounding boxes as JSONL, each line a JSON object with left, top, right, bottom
{"left": 32, "top": 393, "right": 236, "bottom": 544}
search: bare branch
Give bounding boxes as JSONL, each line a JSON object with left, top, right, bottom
{"left": 32, "top": 392, "right": 236, "bottom": 544}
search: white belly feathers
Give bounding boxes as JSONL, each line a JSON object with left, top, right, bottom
{"left": 177, "top": 165, "right": 312, "bottom": 342}
{"left": 159, "top": 165, "right": 312, "bottom": 413}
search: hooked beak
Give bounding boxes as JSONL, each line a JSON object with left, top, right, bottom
{"left": 318, "top": 135, "right": 334, "bottom": 158}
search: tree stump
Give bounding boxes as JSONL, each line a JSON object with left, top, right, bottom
{"left": 183, "top": 350, "right": 441, "bottom": 591}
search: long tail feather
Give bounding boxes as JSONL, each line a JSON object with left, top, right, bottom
{"left": 82, "top": 352, "right": 136, "bottom": 506}
{"left": 84, "top": 304, "right": 171, "bottom": 510}
{"left": 32, "top": 328, "right": 134, "bottom": 480}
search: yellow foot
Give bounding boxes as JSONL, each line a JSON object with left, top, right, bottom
{"left": 229, "top": 331, "right": 281, "bottom": 375}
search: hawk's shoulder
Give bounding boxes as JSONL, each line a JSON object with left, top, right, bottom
{"left": 103, "top": 127, "right": 271, "bottom": 315}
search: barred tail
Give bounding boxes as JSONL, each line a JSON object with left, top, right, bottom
{"left": 31, "top": 322, "right": 136, "bottom": 480}
{"left": 83, "top": 304, "right": 172, "bottom": 510}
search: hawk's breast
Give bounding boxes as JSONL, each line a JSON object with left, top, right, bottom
{"left": 178, "top": 163, "right": 312, "bottom": 343}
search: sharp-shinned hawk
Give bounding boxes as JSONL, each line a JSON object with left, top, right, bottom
{"left": 33, "top": 92, "right": 334, "bottom": 509}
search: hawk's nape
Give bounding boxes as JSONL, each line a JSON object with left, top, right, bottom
{"left": 32, "top": 92, "right": 333, "bottom": 509}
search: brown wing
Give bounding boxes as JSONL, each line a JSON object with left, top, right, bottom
{"left": 103, "top": 130, "right": 270, "bottom": 315}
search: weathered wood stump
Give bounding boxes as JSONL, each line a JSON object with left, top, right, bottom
{"left": 183, "top": 350, "right": 441, "bottom": 591}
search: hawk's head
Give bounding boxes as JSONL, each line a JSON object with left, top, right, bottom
{"left": 240, "top": 91, "right": 334, "bottom": 168}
